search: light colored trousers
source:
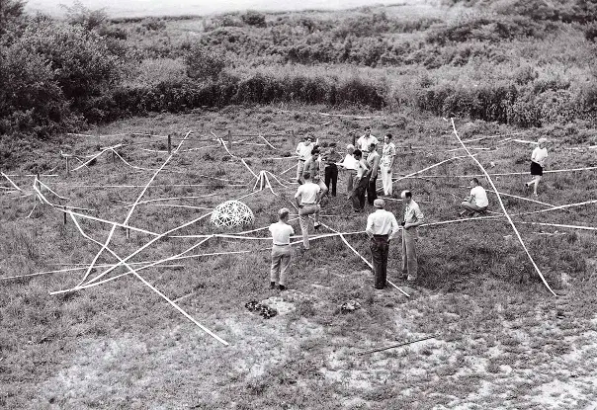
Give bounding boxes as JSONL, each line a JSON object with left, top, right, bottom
{"left": 402, "top": 228, "right": 418, "bottom": 278}
{"left": 296, "top": 160, "right": 305, "bottom": 183}
{"left": 380, "top": 165, "right": 393, "bottom": 196}
{"left": 270, "top": 245, "right": 292, "bottom": 286}
{"left": 299, "top": 204, "right": 320, "bottom": 249}
{"left": 346, "top": 170, "right": 356, "bottom": 196}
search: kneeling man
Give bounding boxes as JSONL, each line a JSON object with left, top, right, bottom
{"left": 460, "top": 178, "right": 489, "bottom": 217}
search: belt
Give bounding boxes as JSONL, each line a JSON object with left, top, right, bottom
{"left": 302, "top": 202, "right": 316, "bottom": 205}
{"left": 372, "top": 234, "right": 389, "bottom": 239}
{"left": 299, "top": 159, "right": 306, "bottom": 162}
{"left": 273, "top": 243, "right": 290, "bottom": 246}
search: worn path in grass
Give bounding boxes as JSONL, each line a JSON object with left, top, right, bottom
{"left": 2, "top": 108, "right": 597, "bottom": 408}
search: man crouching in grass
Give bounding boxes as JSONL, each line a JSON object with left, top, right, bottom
{"left": 269, "top": 208, "right": 294, "bottom": 291}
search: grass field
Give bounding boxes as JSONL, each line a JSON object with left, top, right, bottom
{"left": 2, "top": 106, "right": 597, "bottom": 409}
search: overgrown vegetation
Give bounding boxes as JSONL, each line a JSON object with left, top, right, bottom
{"left": 1, "top": 0, "right": 597, "bottom": 143}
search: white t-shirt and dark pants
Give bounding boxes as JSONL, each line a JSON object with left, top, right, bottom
{"left": 530, "top": 147, "right": 548, "bottom": 176}
{"left": 269, "top": 222, "right": 294, "bottom": 287}
{"left": 366, "top": 209, "right": 400, "bottom": 289}
{"left": 294, "top": 182, "right": 321, "bottom": 249}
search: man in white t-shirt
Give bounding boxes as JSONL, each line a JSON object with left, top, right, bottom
{"left": 295, "top": 135, "right": 315, "bottom": 184}
{"left": 269, "top": 208, "right": 295, "bottom": 291}
{"left": 525, "top": 138, "right": 548, "bottom": 197}
{"left": 380, "top": 133, "right": 396, "bottom": 196}
{"left": 341, "top": 144, "right": 358, "bottom": 197}
{"left": 294, "top": 172, "right": 322, "bottom": 250}
{"left": 460, "top": 178, "right": 489, "bottom": 217}
{"left": 356, "top": 126, "right": 378, "bottom": 159}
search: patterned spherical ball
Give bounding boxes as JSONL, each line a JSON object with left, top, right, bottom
{"left": 211, "top": 200, "right": 255, "bottom": 228}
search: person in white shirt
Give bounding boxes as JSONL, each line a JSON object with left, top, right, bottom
{"left": 525, "top": 138, "right": 548, "bottom": 197}
{"left": 401, "top": 190, "right": 424, "bottom": 281}
{"left": 380, "top": 133, "right": 397, "bottom": 196}
{"left": 295, "top": 135, "right": 314, "bottom": 184}
{"left": 303, "top": 147, "right": 328, "bottom": 197}
{"left": 356, "top": 126, "right": 378, "bottom": 159}
{"left": 269, "top": 208, "right": 295, "bottom": 291}
{"left": 366, "top": 199, "right": 400, "bottom": 289}
{"left": 294, "top": 172, "right": 322, "bottom": 250}
{"left": 459, "top": 178, "right": 489, "bottom": 217}
{"left": 351, "top": 150, "right": 371, "bottom": 212}
{"left": 341, "top": 144, "right": 358, "bottom": 197}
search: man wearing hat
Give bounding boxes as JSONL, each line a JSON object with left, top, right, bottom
{"left": 366, "top": 199, "right": 400, "bottom": 289}
{"left": 295, "top": 135, "right": 315, "bottom": 184}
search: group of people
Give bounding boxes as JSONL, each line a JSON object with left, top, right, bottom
{"left": 268, "top": 128, "right": 550, "bottom": 291}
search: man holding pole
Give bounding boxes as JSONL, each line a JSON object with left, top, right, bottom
{"left": 400, "top": 190, "right": 424, "bottom": 281}
{"left": 294, "top": 172, "right": 322, "bottom": 251}
{"left": 366, "top": 199, "right": 400, "bottom": 289}
{"left": 295, "top": 135, "right": 315, "bottom": 184}
{"left": 269, "top": 208, "right": 294, "bottom": 291}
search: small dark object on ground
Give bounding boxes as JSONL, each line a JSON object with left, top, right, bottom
{"left": 245, "top": 300, "right": 278, "bottom": 319}
{"left": 340, "top": 300, "right": 361, "bottom": 314}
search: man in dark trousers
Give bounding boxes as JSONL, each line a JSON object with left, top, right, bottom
{"left": 366, "top": 199, "right": 400, "bottom": 289}
{"left": 366, "top": 142, "right": 380, "bottom": 206}
{"left": 350, "top": 149, "right": 371, "bottom": 213}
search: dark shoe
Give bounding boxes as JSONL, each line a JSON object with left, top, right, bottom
{"left": 279, "top": 285, "right": 286, "bottom": 291}
{"left": 270, "top": 281, "right": 276, "bottom": 289}
{"left": 314, "top": 222, "right": 321, "bottom": 230}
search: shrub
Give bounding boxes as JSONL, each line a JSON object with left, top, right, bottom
{"left": 241, "top": 11, "right": 266, "bottom": 28}
{"left": 63, "top": 0, "right": 108, "bottom": 32}
{"left": 0, "top": 0, "right": 26, "bottom": 41}
{"left": 185, "top": 44, "right": 225, "bottom": 81}
{"left": 584, "top": 22, "right": 597, "bottom": 42}
{"left": 142, "top": 17, "right": 166, "bottom": 31}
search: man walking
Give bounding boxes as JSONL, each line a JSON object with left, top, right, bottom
{"left": 459, "top": 178, "right": 489, "bottom": 217}
{"left": 294, "top": 172, "right": 322, "bottom": 250}
{"left": 380, "top": 133, "right": 396, "bottom": 196}
{"left": 295, "top": 135, "right": 314, "bottom": 184}
{"left": 366, "top": 199, "right": 400, "bottom": 289}
{"left": 351, "top": 149, "right": 371, "bottom": 213}
{"left": 366, "top": 143, "right": 381, "bottom": 206}
{"left": 269, "top": 208, "right": 294, "bottom": 291}
{"left": 356, "top": 126, "right": 378, "bottom": 160}
{"left": 400, "top": 190, "right": 424, "bottom": 281}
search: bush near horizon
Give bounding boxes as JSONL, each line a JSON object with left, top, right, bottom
{"left": 1, "top": 0, "right": 597, "bottom": 140}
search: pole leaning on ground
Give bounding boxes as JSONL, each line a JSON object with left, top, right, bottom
{"left": 450, "top": 118, "right": 557, "bottom": 297}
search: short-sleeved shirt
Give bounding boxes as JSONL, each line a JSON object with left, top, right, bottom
{"left": 356, "top": 135, "right": 378, "bottom": 153}
{"left": 366, "top": 209, "right": 400, "bottom": 239}
{"left": 269, "top": 222, "right": 295, "bottom": 246}
{"left": 296, "top": 142, "right": 314, "bottom": 161}
{"left": 342, "top": 154, "right": 358, "bottom": 171}
{"left": 531, "top": 147, "right": 548, "bottom": 167}
{"left": 295, "top": 182, "right": 321, "bottom": 205}
{"left": 403, "top": 200, "right": 423, "bottom": 225}
{"left": 381, "top": 142, "right": 396, "bottom": 167}
{"left": 470, "top": 186, "right": 488, "bottom": 208}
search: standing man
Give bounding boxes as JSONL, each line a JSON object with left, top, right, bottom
{"left": 366, "top": 199, "right": 400, "bottom": 289}
{"left": 351, "top": 149, "right": 371, "bottom": 213}
{"left": 303, "top": 147, "right": 328, "bottom": 197}
{"left": 380, "top": 133, "right": 396, "bottom": 196}
{"left": 366, "top": 142, "right": 381, "bottom": 206}
{"left": 294, "top": 172, "right": 322, "bottom": 251}
{"left": 323, "top": 144, "right": 341, "bottom": 197}
{"left": 459, "top": 178, "right": 489, "bottom": 217}
{"left": 400, "top": 190, "right": 424, "bottom": 281}
{"left": 269, "top": 208, "right": 294, "bottom": 291}
{"left": 356, "top": 126, "right": 378, "bottom": 160}
{"left": 295, "top": 135, "right": 315, "bottom": 184}
{"left": 341, "top": 144, "right": 358, "bottom": 198}
{"left": 525, "top": 137, "right": 548, "bottom": 197}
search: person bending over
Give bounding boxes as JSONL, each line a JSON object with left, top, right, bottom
{"left": 459, "top": 178, "right": 489, "bottom": 217}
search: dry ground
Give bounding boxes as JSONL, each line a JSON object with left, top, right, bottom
{"left": 2, "top": 106, "right": 597, "bottom": 409}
